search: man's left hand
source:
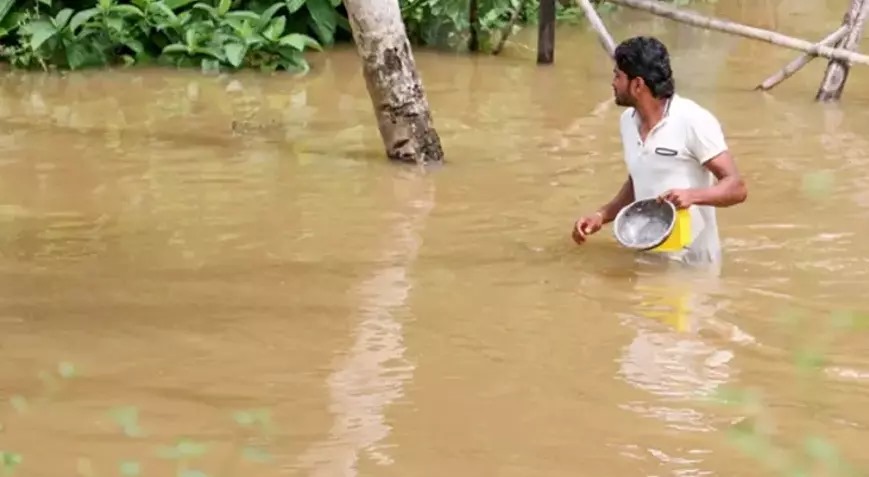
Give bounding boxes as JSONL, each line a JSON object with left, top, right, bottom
{"left": 658, "top": 189, "right": 697, "bottom": 209}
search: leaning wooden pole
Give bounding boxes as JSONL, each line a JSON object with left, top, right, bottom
{"left": 537, "top": 0, "right": 556, "bottom": 64}
{"left": 756, "top": 26, "right": 848, "bottom": 91}
{"left": 816, "top": 0, "right": 869, "bottom": 101}
{"left": 604, "top": 0, "right": 869, "bottom": 66}
{"left": 343, "top": 0, "right": 445, "bottom": 164}
{"left": 577, "top": 0, "right": 616, "bottom": 58}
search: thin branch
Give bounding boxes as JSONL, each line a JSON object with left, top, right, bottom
{"left": 493, "top": 0, "right": 527, "bottom": 55}
{"left": 604, "top": 0, "right": 869, "bottom": 66}
{"left": 756, "top": 26, "right": 848, "bottom": 91}
{"left": 577, "top": 0, "right": 616, "bottom": 58}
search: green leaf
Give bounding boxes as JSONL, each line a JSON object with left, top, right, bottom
{"left": 801, "top": 170, "right": 835, "bottom": 199}
{"left": 65, "top": 42, "right": 93, "bottom": 69}
{"left": 178, "top": 470, "right": 208, "bottom": 477}
{"left": 241, "top": 446, "right": 272, "bottom": 463}
{"left": 263, "top": 16, "right": 285, "bottom": 41}
{"left": 109, "top": 406, "right": 144, "bottom": 437}
{"left": 120, "top": 461, "right": 141, "bottom": 476}
{"left": 54, "top": 8, "right": 74, "bottom": 28}
{"left": 279, "top": 33, "right": 321, "bottom": 51}
{"left": 124, "top": 38, "right": 145, "bottom": 55}
{"left": 165, "top": 0, "right": 197, "bottom": 9}
{"left": 224, "top": 10, "right": 260, "bottom": 22}
{"left": 162, "top": 43, "right": 188, "bottom": 54}
{"left": 149, "top": 2, "right": 179, "bottom": 21}
{"left": 217, "top": 0, "right": 231, "bottom": 16}
{"left": 176, "top": 439, "right": 208, "bottom": 457}
{"left": 257, "top": 3, "right": 285, "bottom": 29}
{"left": 57, "top": 361, "right": 76, "bottom": 379}
{"left": 0, "top": 0, "right": 15, "bottom": 25}
{"left": 10, "top": 395, "right": 28, "bottom": 413}
{"left": 794, "top": 347, "right": 825, "bottom": 372}
{"left": 285, "top": 0, "right": 306, "bottom": 13}
{"left": 305, "top": 0, "right": 337, "bottom": 44}
{"left": 804, "top": 435, "right": 839, "bottom": 464}
{"left": 224, "top": 42, "right": 246, "bottom": 67}
{"left": 38, "top": 0, "right": 52, "bottom": 7}
{"left": 1, "top": 451, "right": 22, "bottom": 469}
{"left": 69, "top": 8, "right": 100, "bottom": 33}
{"left": 112, "top": 4, "right": 146, "bottom": 16}
{"left": 233, "top": 411, "right": 254, "bottom": 426}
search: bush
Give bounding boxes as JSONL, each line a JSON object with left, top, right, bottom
{"left": 0, "top": 0, "right": 351, "bottom": 73}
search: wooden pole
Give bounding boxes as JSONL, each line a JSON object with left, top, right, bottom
{"left": 469, "top": 0, "right": 479, "bottom": 52}
{"left": 577, "top": 0, "right": 616, "bottom": 58}
{"left": 816, "top": 0, "right": 869, "bottom": 101}
{"left": 755, "top": 26, "right": 848, "bottom": 91}
{"left": 343, "top": 0, "right": 445, "bottom": 164}
{"left": 537, "top": 0, "right": 556, "bottom": 64}
{"left": 603, "top": 0, "right": 869, "bottom": 66}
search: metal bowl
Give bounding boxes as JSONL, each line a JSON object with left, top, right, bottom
{"left": 612, "top": 198, "right": 676, "bottom": 251}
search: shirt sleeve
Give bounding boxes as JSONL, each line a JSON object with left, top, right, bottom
{"left": 687, "top": 108, "right": 728, "bottom": 164}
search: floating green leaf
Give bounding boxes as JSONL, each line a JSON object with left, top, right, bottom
{"left": 157, "top": 438, "right": 208, "bottom": 460}
{"left": 120, "top": 461, "right": 141, "bottom": 476}
{"left": 57, "top": 361, "right": 76, "bottom": 379}
{"left": 241, "top": 446, "right": 272, "bottom": 463}
{"left": 9, "top": 396, "right": 27, "bottom": 414}
{"left": 178, "top": 470, "right": 208, "bottom": 477}
{"left": 109, "top": 406, "right": 144, "bottom": 438}
{"left": 801, "top": 170, "right": 835, "bottom": 199}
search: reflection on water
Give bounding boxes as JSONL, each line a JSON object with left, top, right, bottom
{"left": 1, "top": 2, "right": 869, "bottom": 476}
{"left": 297, "top": 172, "right": 434, "bottom": 476}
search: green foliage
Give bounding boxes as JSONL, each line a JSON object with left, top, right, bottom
{"left": 0, "top": 0, "right": 719, "bottom": 69}
{"left": 0, "top": 0, "right": 337, "bottom": 72}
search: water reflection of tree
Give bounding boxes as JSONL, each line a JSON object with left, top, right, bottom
{"left": 296, "top": 170, "right": 433, "bottom": 476}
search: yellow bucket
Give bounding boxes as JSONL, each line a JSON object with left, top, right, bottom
{"left": 650, "top": 208, "right": 691, "bottom": 252}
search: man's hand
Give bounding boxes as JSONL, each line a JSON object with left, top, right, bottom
{"left": 572, "top": 212, "right": 604, "bottom": 245}
{"left": 658, "top": 189, "right": 697, "bottom": 209}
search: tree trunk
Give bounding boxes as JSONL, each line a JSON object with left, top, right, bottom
{"left": 537, "top": 0, "right": 556, "bottom": 64}
{"left": 604, "top": 0, "right": 869, "bottom": 66}
{"left": 816, "top": 0, "right": 869, "bottom": 101}
{"left": 756, "top": 26, "right": 848, "bottom": 91}
{"left": 469, "top": 0, "right": 479, "bottom": 52}
{"left": 343, "top": 0, "right": 445, "bottom": 165}
{"left": 577, "top": 0, "right": 616, "bottom": 58}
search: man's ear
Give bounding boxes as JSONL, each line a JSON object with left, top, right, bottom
{"left": 632, "top": 77, "right": 646, "bottom": 95}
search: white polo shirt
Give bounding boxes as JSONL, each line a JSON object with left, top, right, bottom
{"left": 619, "top": 94, "right": 728, "bottom": 265}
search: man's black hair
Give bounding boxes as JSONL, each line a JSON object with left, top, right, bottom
{"left": 614, "top": 36, "right": 675, "bottom": 99}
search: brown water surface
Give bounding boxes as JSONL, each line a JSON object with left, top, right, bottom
{"left": 2, "top": 1, "right": 869, "bottom": 476}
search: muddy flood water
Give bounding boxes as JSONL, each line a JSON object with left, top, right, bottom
{"left": 2, "top": 1, "right": 869, "bottom": 476}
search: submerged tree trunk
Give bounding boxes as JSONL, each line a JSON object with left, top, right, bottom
{"left": 343, "top": 0, "right": 445, "bottom": 165}
{"left": 469, "top": 0, "right": 479, "bottom": 52}
{"left": 816, "top": 0, "right": 869, "bottom": 101}
{"left": 537, "top": 0, "right": 556, "bottom": 63}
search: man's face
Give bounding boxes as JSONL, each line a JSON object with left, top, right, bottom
{"left": 611, "top": 67, "right": 635, "bottom": 107}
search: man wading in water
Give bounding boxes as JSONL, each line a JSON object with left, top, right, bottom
{"left": 572, "top": 36, "right": 747, "bottom": 267}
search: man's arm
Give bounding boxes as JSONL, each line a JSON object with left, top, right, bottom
{"left": 693, "top": 151, "right": 747, "bottom": 207}
{"left": 660, "top": 107, "right": 747, "bottom": 209}
{"left": 597, "top": 175, "right": 635, "bottom": 223}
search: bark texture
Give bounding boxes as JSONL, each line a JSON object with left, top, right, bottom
{"left": 605, "top": 0, "right": 869, "bottom": 66}
{"left": 756, "top": 26, "right": 848, "bottom": 91}
{"left": 344, "top": 0, "right": 445, "bottom": 164}
{"left": 816, "top": 0, "right": 869, "bottom": 101}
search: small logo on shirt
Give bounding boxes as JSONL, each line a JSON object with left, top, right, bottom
{"left": 654, "top": 147, "right": 678, "bottom": 156}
